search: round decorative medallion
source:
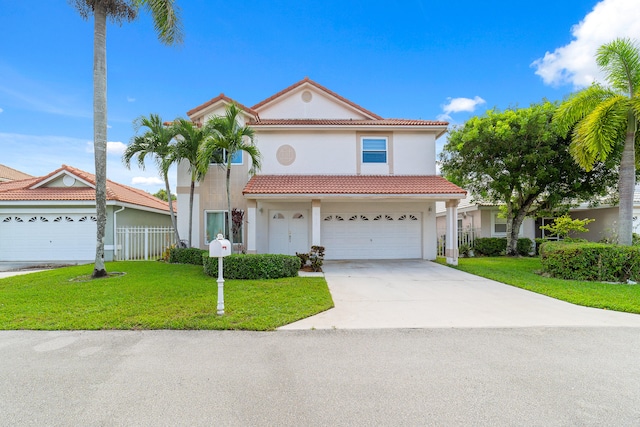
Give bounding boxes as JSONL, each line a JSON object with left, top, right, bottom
{"left": 276, "top": 145, "right": 296, "bottom": 166}
{"left": 301, "top": 90, "right": 313, "bottom": 103}
{"left": 62, "top": 175, "right": 76, "bottom": 187}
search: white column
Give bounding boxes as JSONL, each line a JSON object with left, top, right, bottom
{"left": 445, "top": 199, "right": 459, "bottom": 265}
{"left": 311, "top": 199, "right": 321, "bottom": 246}
{"left": 247, "top": 199, "right": 257, "bottom": 254}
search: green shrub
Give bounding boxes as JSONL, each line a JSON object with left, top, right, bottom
{"left": 203, "top": 253, "right": 301, "bottom": 279}
{"left": 459, "top": 243, "right": 472, "bottom": 257}
{"left": 473, "top": 238, "right": 507, "bottom": 256}
{"left": 473, "top": 237, "right": 534, "bottom": 257}
{"left": 534, "top": 238, "right": 547, "bottom": 256}
{"left": 516, "top": 238, "right": 533, "bottom": 256}
{"left": 540, "top": 242, "right": 640, "bottom": 282}
{"left": 168, "top": 247, "right": 208, "bottom": 265}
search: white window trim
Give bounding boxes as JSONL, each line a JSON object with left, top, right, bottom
{"left": 361, "top": 136, "right": 388, "bottom": 164}
{"left": 491, "top": 212, "right": 523, "bottom": 237}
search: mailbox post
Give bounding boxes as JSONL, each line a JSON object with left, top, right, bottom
{"left": 209, "top": 233, "right": 231, "bottom": 315}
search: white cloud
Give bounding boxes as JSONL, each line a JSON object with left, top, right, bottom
{"left": 127, "top": 96, "right": 136, "bottom": 103}
{"left": 85, "top": 141, "right": 127, "bottom": 155}
{"left": 532, "top": 0, "right": 640, "bottom": 88}
{"left": 442, "top": 96, "right": 486, "bottom": 115}
{"left": 0, "top": 107, "right": 4, "bottom": 113}
{"left": 107, "top": 141, "right": 127, "bottom": 155}
{"left": 132, "top": 176, "right": 163, "bottom": 186}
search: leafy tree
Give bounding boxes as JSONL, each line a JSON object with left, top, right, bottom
{"left": 123, "top": 114, "right": 180, "bottom": 244}
{"left": 554, "top": 38, "right": 640, "bottom": 246}
{"left": 540, "top": 215, "right": 595, "bottom": 240}
{"left": 152, "top": 189, "right": 176, "bottom": 201}
{"left": 70, "top": 0, "right": 182, "bottom": 278}
{"left": 440, "top": 101, "right": 618, "bottom": 256}
{"left": 171, "top": 118, "right": 209, "bottom": 247}
{"left": 199, "top": 104, "right": 262, "bottom": 251}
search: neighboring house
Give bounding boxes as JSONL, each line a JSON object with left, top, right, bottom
{"left": 435, "top": 194, "right": 537, "bottom": 243}
{"left": 0, "top": 164, "right": 33, "bottom": 182}
{"left": 0, "top": 165, "right": 173, "bottom": 263}
{"left": 436, "top": 188, "right": 640, "bottom": 244}
{"left": 177, "top": 78, "right": 466, "bottom": 262}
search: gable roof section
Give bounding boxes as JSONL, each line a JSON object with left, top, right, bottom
{"left": 251, "top": 77, "right": 383, "bottom": 120}
{"left": 186, "top": 93, "right": 259, "bottom": 120}
{"left": 0, "top": 164, "right": 33, "bottom": 182}
{"left": 243, "top": 175, "right": 466, "bottom": 197}
{"left": 0, "top": 165, "right": 171, "bottom": 212}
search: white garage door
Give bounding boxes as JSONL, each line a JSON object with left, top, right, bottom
{"left": 322, "top": 213, "right": 422, "bottom": 259}
{"left": 0, "top": 213, "right": 96, "bottom": 262}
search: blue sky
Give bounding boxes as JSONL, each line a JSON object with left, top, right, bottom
{"left": 1, "top": 0, "right": 638, "bottom": 193}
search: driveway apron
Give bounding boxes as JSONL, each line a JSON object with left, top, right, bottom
{"left": 280, "top": 260, "right": 640, "bottom": 329}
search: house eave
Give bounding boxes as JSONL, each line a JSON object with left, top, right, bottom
{"left": 244, "top": 193, "right": 466, "bottom": 200}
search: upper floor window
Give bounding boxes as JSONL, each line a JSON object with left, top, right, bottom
{"left": 362, "top": 138, "right": 387, "bottom": 163}
{"left": 209, "top": 149, "right": 243, "bottom": 165}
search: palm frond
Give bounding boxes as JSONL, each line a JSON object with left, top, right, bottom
{"left": 135, "top": 0, "right": 183, "bottom": 45}
{"left": 553, "top": 85, "right": 615, "bottom": 136}
{"left": 597, "top": 38, "right": 640, "bottom": 95}
{"left": 570, "top": 95, "right": 628, "bottom": 170}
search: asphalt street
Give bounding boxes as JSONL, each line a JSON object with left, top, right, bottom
{"left": 2, "top": 328, "right": 639, "bottom": 426}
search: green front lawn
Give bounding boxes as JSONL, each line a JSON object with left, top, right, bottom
{"left": 0, "top": 262, "right": 333, "bottom": 330}
{"left": 437, "top": 257, "right": 640, "bottom": 314}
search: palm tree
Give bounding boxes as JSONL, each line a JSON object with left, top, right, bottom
{"left": 554, "top": 38, "right": 640, "bottom": 246}
{"left": 171, "top": 118, "right": 209, "bottom": 247}
{"left": 199, "top": 104, "right": 262, "bottom": 250}
{"left": 123, "top": 114, "right": 181, "bottom": 245}
{"left": 69, "top": 0, "right": 182, "bottom": 277}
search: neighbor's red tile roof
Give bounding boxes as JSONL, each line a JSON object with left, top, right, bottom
{"left": 0, "top": 165, "right": 172, "bottom": 212}
{"left": 251, "top": 77, "right": 383, "bottom": 120}
{"left": 243, "top": 175, "right": 466, "bottom": 196}
{"left": 250, "top": 118, "right": 448, "bottom": 126}
{"left": 0, "top": 164, "right": 33, "bottom": 182}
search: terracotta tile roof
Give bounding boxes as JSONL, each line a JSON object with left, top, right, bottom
{"left": 0, "top": 165, "right": 173, "bottom": 212}
{"left": 250, "top": 118, "right": 448, "bottom": 126}
{"left": 251, "top": 77, "right": 383, "bottom": 120}
{"left": 186, "top": 93, "right": 259, "bottom": 119}
{"left": 243, "top": 175, "right": 466, "bottom": 196}
{"left": 0, "top": 164, "right": 33, "bottom": 182}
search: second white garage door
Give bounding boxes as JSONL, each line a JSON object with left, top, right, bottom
{"left": 321, "top": 212, "right": 422, "bottom": 259}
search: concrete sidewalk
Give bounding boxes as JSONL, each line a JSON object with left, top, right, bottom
{"left": 280, "top": 260, "right": 640, "bottom": 330}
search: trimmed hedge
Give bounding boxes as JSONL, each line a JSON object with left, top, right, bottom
{"left": 473, "top": 237, "right": 533, "bottom": 256}
{"left": 203, "top": 253, "right": 301, "bottom": 279}
{"left": 168, "top": 247, "right": 207, "bottom": 265}
{"left": 516, "top": 238, "right": 533, "bottom": 256}
{"left": 473, "top": 238, "right": 506, "bottom": 256}
{"left": 540, "top": 241, "right": 640, "bottom": 282}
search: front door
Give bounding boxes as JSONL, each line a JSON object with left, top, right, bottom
{"left": 269, "top": 210, "right": 309, "bottom": 255}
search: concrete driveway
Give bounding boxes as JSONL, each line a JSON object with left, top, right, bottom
{"left": 281, "top": 260, "right": 640, "bottom": 329}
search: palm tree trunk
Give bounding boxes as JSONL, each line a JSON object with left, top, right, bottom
{"left": 618, "top": 111, "right": 636, "bottom": 246}
{"left": 163, "top": 172, "right": 181, "bottom": 246}
{"left": 226, "top": 165, "right": 233, "bottom": 251}
{"left": 92, "top": 4, "right": 107, "bottom": 278}
{"left": 188, "top": 179, "right": 195, "bottom": 247}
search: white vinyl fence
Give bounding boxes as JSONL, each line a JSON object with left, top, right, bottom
{"left": 437, "top": 228, "right": 480, "bottom": 257}
{"left": 115, "top": 226, "right": 176, "bottom": 261}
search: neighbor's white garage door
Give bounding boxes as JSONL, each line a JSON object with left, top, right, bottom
{"left": 322, "top": 212, "right": 422, "bottom": 259}
{"left": 0, "top": 212, "right": 96, "bottom": 262}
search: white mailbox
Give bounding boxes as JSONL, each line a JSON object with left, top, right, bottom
{"left": 209, "top": 234, "right": 231, "bottom": 258}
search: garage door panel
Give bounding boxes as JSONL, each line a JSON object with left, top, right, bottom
{"left": 322, "top": 213, "right": 421, "bottom": 260}
{"left": 0, "top": 213, "right": 96, "bottom": 262}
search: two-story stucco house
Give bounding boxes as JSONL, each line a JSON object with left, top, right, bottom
{"left": 177, "top": 78, "right": 465, "bottom": 263}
